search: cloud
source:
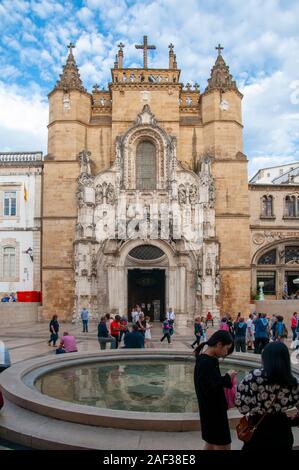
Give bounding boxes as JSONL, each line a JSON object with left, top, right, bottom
{"left": 0, "top": 0, "right": 298, "bottom": 177}
{"left": 0, "top": 81, "right": 47, "bottom": 153}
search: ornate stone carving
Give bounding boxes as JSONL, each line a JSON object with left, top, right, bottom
{"left": 76, "top": 188, "right": 84, "bottom": 208}
{"left": 189, "top": 184, "right": 198, "bottom": 205}
{"left": 178, "top": 184, "right": 187, "bottom": 204}
{"left": 252, "top": 232, "right": 266, "bottom": 245}
{"left": 77, "top": 173, "right": 94, "bottom": 188}
{"left": 253, "top": 231, "right": 299, "bottom": 246}
{"left": 106, "top": 183, "right": 115, "bottom": 205}
{"left": 215, "top": 272, "right": 220, "bottom": 293}
{"left": 95, "top": 184, "right": 104, "bottom": 204}
{"left": 78, "top": 149, "right": 92, "bottom": 175}
{"left": 205, "top": 45, "right": 238, "bottom": 93}
{"left": 91, "top": 256, "right": 97, "bottom": 276}
{"left": 209, "top": 181, "right": 216, "bottom": 208}
{"left": 135, "top": 104, "right": 157, "bottom": 126}
{"left": 53, "top": 43, "right": 86, "bottom": 93}
{"left": 196, "top": 269, "right": 202, "bottom": 296}
{"left": 205, "top": 255, "right": 212, "bottom": 276}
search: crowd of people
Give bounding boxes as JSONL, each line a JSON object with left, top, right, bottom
{"left": 190, "top": 311, "right": 299, "bottom": 354}
{"left": 47, "top": 306, "right": 177, "bottom": 353}
{"left": 47, "top": 309, "right": 299, "bottom": 356}
{"left": 1, "top": 306, "right": 299, "bottom": 451}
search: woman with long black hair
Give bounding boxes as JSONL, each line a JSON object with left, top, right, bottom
{"left": 235, "top": 342, "right": 299, "bottom": 450}
{"left": 194, "top": 330, "right": 237, "bottom": 450}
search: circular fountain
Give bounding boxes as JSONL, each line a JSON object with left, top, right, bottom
{"left": 0, "top": 349, "right": 276, "bottom": 432}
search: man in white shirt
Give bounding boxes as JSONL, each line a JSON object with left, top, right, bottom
{"left": 246, "top": 314, "right": 255, "bottom": 350}
{"left": 166, "top": 308, "right": 175, "bottom": 321}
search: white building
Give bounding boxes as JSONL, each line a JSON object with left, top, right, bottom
{"left": 0, "top": 152, "right": 43, "bottom": 298}
{"left": 250, "top": 162, "right": 299, "bottom": 184}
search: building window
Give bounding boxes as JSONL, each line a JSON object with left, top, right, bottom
{"left": 136, "top": 140, "right": 156, "bottom": 190}
{"left": 261, "top": 195, "right": 273, "bottom": 217}
{"left": 3, "top": 246, "right": 16, "bottom": 278}
{"left": 257, "top": 271, "right": 276, "bottom": 295}
{"left": 285, "top": 195, "right": 297, "bottom": 217}
{"left": 285, "top": 246, "right": 299, "bottom": 264}
{"left": 258, "top": 249, "right": 276, "bottom": 265}
{"left": 3, "top": 191, "right": 17, "bottom": 216}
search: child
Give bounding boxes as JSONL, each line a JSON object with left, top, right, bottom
{"left": 160, "top": 318, "right": 171, "bottom": 344}
{"left": 119, "top": 316, "right": 129, "bottom": 342}
{"left": 191, "top": 317, "right": 202, "bottom": 348}
{"left": 144, "top": 316, "right": 153, "bottom": 347}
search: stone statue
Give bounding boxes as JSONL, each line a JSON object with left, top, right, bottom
{"left": 196, "top": 270, "right": 202, "bottom": 295}
{"left": 91, "top": 255, "right": 97, "bottom": 276}
{"left": 178, "top": 185, "right": 187, "bottom": 204}
{"left": 76, "top": 188, "right": 84, "bottom": 207}
{"left": 78, "top": 150, "right": 92, "bottom": 175}
{"left": 209, "top": 181, "right": 216, "bottom": 208}
{"left": 205, "top": 255, "right": 212, "bottom": 276}
{"left": 106, "top": 183, "right": 115, "bottom": 205}
{"left": 95, "top": 184, "right": 103, "bottom": 204}
{"left": 215, "top": 272, "right": 220, "bottom": 293}
{"left": 189, "top": 184, "right": 198, "bottom": 205}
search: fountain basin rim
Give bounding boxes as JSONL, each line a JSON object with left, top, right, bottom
{"left": 1, "top": 350, "right": 297, "bottom": 432}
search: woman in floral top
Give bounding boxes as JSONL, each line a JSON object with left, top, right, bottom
{"left": 235, "top": 342, "right": 299, "bottom": 450}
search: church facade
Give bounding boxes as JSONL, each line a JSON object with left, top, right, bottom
{"left": 42, "top": 38, "right": 251, "bottom": 325}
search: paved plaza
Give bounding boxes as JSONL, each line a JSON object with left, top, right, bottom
{"left": 0, "top": 321, "right": 298, "bottom": 450}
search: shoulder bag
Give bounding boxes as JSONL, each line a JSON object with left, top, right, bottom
{"left": 237, "top": 395, "right": 277, "bottom": 443}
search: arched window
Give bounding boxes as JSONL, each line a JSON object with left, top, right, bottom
{"left": 258, "top": 249, "right": 276, "bottom": 265}
{"left": 261, "top": 195, "right": 273, "bottom": 217}
{"left": 136, "top": 141, "right": 156, "bottom": 190}
{"left": 3, "top": 246, "right": 16, "bottom": 278}
{"left": 285, "top": 195, "right": 296, "bottom": 217}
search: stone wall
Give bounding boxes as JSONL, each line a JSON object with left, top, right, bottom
{"left": 251, "top": 300, "right": 299, "bottom": 324}
{"left": 0, "top": 302, "right": 39, "bottom": 325}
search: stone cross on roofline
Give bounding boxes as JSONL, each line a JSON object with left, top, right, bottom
{"left": 135, "top": 35, "right": 156, "bottom": 69}
{"left": 215, "top": 43, "right": 224, "bottom": 55}
{"left": 67, "top": 42, "right": 75, "bottom": 54}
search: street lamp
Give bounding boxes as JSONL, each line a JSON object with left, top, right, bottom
{"left": 25, "top": 247, "right": 33, "bottom": 262}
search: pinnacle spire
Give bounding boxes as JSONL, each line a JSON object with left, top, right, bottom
{"left": 54, "top": 43, "right": 86, "bottom": 93}
{"left": 205, "top": 44, "right": 238, "bottom": 92}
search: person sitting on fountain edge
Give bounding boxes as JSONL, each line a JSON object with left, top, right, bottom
{"left": 123, "top": 324, "right": 145, "bottom": 349}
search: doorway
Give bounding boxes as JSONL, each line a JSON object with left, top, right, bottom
{"left": 127, "top": 269, "right": 165, "bottom": 322}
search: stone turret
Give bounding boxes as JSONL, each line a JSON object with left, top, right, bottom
{"left": 53, "top": 43, "right": 86, "bottom": 93}
{"left": 205, "top": 44, "right": 238, "bottom": 93}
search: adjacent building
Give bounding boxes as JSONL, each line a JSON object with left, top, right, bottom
{"left": 249, "top": 163, "right": 299, "bottom": 299}
{"left": 0, "top": 152, "right": 43, "bottom": 298}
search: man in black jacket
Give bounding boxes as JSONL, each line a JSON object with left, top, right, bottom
{"left": 98, "top": 316, "right": 116, "bottom": 350}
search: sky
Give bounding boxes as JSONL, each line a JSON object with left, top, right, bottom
{"left": 0, "top": 0, "right": 299, "bottom": 177}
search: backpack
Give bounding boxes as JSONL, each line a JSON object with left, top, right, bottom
{"left": 220, "top": 322, "right": 229, "bottom": 332}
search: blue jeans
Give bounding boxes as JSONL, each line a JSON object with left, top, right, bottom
{"left": 98, "top": 337, "right": 116, "bottom": 350}
{"left": 82, "top": 320, "right": 88, "bottom": 332}
{"left": 49, "top": 333, "right": 58, "bottom": 346}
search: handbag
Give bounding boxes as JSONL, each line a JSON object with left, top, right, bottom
{"left": 237, "top": 395, "right": 277, "bottom": 443}
{"left": 224, "top": 376, "right": 237, "bottom": 409}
